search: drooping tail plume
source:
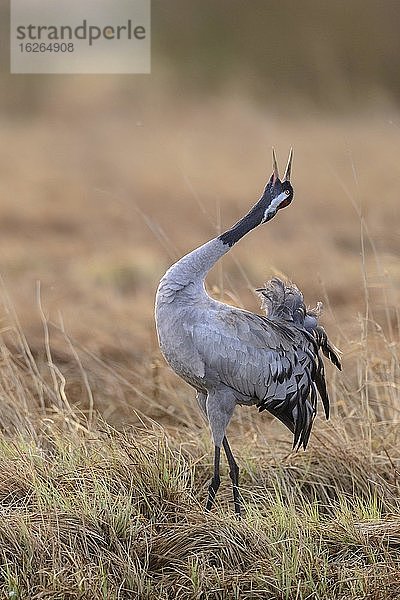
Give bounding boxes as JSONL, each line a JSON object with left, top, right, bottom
{"left": 257, "top": 278, "right": 341, "bottom": 370}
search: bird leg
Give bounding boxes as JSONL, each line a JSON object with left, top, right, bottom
{"left": 223, "top": 436, "right": 242, "bottom": 518}
{"left": 205, "top": 391, "right": 236, "bottom": 513}
{"left": 206, "top": 445, "right": 221, "bottom": 511}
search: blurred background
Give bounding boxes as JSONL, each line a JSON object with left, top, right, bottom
{"left": 0, "top": 0, "right": 399, "bottom": 424}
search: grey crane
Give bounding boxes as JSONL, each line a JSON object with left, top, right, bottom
{"left": 155, "top": 149, "right": 341, "bottom": 517}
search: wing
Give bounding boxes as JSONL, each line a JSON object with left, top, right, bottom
{"left": 192, "top": 307, "right": 331, "bottom": 450}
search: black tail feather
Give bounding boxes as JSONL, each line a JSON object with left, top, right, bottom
{"left": 314, "top": 326, "right": 342, "bottom": 371}
{"left": 255, "top": 278, "right": 341, "bottom": 451}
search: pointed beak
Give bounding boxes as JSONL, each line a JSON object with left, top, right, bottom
{"left": 272, "top": 147, "right": 279, "bottom": 183}
{"left": 283, "top": 147, "right": 293, "bottom": 182}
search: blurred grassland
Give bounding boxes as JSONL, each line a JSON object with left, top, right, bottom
{"left": 0, "top": 85, "right": 399, "bottom": 362}
{"left": 0, "top": 0, "right": 399, "bottom": 368}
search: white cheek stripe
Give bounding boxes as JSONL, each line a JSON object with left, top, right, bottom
{"left": 263, "top": 191, "right": 287, "bottom": 221}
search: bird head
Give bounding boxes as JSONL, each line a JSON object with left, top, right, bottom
{"left": 218, "top": 148, "right": 295, "bottom": 247}
{"left": 260, "top": 148, "right": 294, "bottom": 223}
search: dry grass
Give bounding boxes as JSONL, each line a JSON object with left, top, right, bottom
{"left": 0, "top": 302, "right": 398, "bottom": 599}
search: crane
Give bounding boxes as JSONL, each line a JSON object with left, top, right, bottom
{"left": 155, "top": 149, "right": 341, "bottom": 517}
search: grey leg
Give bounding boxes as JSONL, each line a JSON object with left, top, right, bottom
{"left": 223, "top": 436, "right": 242, "bottom": 518}
{"left": 206, "top": 445, "right": 221, "bottom": 511}
{"left": 206, "top": 390, "right": 236, "bottom": 449}
{"left": 204, "top": 390, "right": 236, "bottom": 514}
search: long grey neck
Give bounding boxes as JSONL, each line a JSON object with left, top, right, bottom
{"left": 162, "top": 201, "right": 263, "bottom": 290}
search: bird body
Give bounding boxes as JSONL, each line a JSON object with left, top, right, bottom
{"left": 155, "top": 149, "right": 341, "bottom": 516}
{"left": 156, "top": 237, "right": 236, "bottom": 393}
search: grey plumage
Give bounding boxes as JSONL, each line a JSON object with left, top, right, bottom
{"left": 155, "top": 149, "right": 341, "bottom": 516}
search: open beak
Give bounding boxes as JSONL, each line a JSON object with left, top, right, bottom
{"left": 272, "top": 147, "right": 279, "bottom": 183}
{"left": 283, "top": 147, "right": 293, "bottom": 182}
{"left": 271, "top": 147, "right": 293, "bottom": 183}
